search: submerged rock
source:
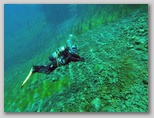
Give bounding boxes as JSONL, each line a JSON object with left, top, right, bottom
{"left": 91, "top": 97, "right": 102, "bottom": 111}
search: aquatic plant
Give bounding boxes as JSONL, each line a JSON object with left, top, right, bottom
{"left": 71, "top": 4, "right": 147, "bottom": 36}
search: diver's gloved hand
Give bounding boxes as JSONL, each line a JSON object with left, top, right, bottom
{"left": 79, "top": 57, "right": 85, "bottom": 62}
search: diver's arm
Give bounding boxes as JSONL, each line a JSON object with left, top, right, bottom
{"left": 70, "top": 53, "right": 85, "bottom": 62}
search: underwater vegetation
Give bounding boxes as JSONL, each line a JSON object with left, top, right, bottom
{"left": 56, "top": 4, "right": 147, "bottom": 38}
{"left": 4, "top": 4, "right": 148, "bottom": 112}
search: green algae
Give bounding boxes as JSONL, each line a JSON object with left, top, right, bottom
{"left": 70, "top": 4, "right": 147, "bottom": 36}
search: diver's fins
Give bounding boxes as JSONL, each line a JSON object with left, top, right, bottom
{"left": 21, "top": 68, "right": 33, "bottom": 88}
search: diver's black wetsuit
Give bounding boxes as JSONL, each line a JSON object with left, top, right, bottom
{"left": 32, "top": 45, "right": 84, "bottom": 74}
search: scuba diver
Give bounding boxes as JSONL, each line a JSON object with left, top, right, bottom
{"left": 21, "top": 34, "right": 85, "bottom": 88}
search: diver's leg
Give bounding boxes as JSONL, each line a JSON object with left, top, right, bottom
{"left": 32, "top": 64, "right": 56, "bottom": 74}
{"left": 21, "top": 64, "right": 56, "bottom": 88}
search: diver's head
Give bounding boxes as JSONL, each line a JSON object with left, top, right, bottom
{"left": 67, "top": 34, "right": 74, "bottom": 48}
{"left": 70, "top": 45, "right": 78, "bottom": 54}
{"left": 68, "top": 34, "right": 73, "bottom": 39}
